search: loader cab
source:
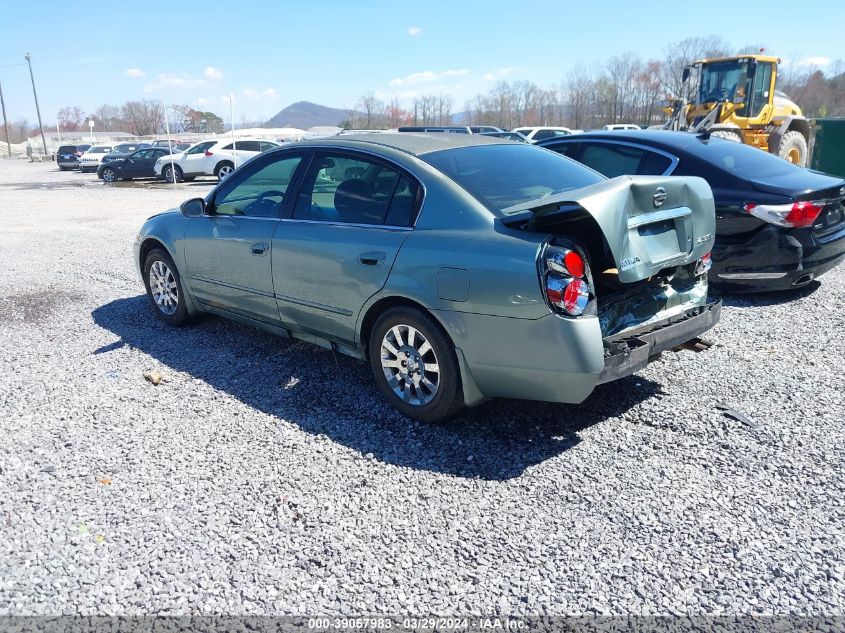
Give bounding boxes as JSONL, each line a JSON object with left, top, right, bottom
{"left": 691, "top": 56, "right": 777, "bottom": 121}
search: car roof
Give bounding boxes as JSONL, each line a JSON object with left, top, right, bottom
{"left": 299, "top": 132, "right": 505, "bottom": 156}
{"left": 540, "top": 129, "right": 721, "bottom": 153}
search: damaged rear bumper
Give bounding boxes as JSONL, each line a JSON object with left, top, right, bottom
{"left": 598, "top": 300, "right": 721, "bottom": 384}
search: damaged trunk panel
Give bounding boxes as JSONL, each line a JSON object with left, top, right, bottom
{"left": 503, "top": 175, "right": 718, "bottom": 338}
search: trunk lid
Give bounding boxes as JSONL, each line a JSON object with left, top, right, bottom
{"left": 501, "top": 175, "right": 716, "bottom": 283}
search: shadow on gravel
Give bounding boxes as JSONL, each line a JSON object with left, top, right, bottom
{"left": 714, "top": 280, "right": 821, "bottom": 308}
{"left": 92, "top": 296, "right": 660, "bottom": 480}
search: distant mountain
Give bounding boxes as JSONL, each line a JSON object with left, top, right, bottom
{"left": 266, "top": 101, "right": 359, "bottom": 129}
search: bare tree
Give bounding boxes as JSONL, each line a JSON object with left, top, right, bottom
{"left": 93, "top": 104, "right": 123, "bottom": 132}
{"left": 355, "top": 92, "right": 386, "bottom": 128}
{"left": 57, "top": 106, "right": 85, "bottom": 131}
{"left": 121, "top": 100, "right": 164, "bottom": 136}
{"left": 661, "top": 36, "right": 730, "bottom": 99}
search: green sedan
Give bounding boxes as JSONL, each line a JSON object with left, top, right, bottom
{"left": 134, "top": 134, "right": 720, "bottom": 421}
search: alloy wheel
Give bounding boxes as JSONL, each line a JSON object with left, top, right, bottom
{"left": 102, "top": 169, "right": 116, "bottom": 183}
{"left": 149, "top": 260, "right": 178, "bottom": 315}
{"left": 218, "top": 164, "right": 234, "bottom": 179}
{"left": 380, "top": 324, "right": 440, "bottom": 405}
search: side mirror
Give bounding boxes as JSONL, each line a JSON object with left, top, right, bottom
{"left": 180, "top": 198, "right": 206, "bottom": 218}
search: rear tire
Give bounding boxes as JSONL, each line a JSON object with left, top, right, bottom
{"left": 368, "top": 306, "right": 464, "bottom": 422}
{"left": 711, "top": 130, "right": 743, "bottom": 143}
{"left": 777, "top": 131, "right": 808, "bottom": 167}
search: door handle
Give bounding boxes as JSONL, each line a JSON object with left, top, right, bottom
{"left": 250, "top": 242, "right": 269, "bottom": 255}
{"left": 358, "top": 251, "right": 386, "bottom": 266}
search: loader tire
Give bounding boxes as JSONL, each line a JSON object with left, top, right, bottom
{"left": 711, "top": 130, "right": 743, "bottom": 143}
{"left": 777, "top": 131, "right": 808, "bottom": 167}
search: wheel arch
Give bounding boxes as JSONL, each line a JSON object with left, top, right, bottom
{"left": 138, "top": 237, "right": 173, "bottom": 272}
{"left": 214, "top": 160, "right": 234, "bottom": 176}
{"left": 357, "top": 294, "right": 487, "bottom": 408}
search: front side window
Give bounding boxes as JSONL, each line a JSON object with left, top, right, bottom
{"left": 131, "top": 150, "right": 153, "bottom": 160}
{"left": 293, "top": 153, "right": 418, "bottom": 226}
{"left": 187, "top": 141, "right": 215, "bottom": 155}
{"left": 212, "top": 154, "right": 303, "bottom": 217}
{"left": 423, "top": 144, "right": 604, "bottom": 214}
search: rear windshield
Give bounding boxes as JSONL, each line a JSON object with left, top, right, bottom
{"left": 58, "top": 146, "right": 77, "bottom": 153}
{"left": 697, "top": 136, "right": 802, "bottom": 179}
{"left": 422, "top": 144, "right": 604, "bottom": 214}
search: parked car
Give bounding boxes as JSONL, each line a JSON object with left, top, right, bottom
{"left": 134, "top": 134, "right": 719, "bottom": 421}
{"left": 479, "top": 131, "right": 530, "bottom": 142}
{"left": 603, "top": 124, "right": 641, "bottom": 131}
{"left": 398, "top": 126, "right": 472, "bottom": 134}
{"left": 538, "top": 130, "right": 845, "bottom": 292}
{"left": 154, "top": 138, "right": 280, "bottom": 182}
{"left": 511, "top": 126, "right": 574, "bottom": 142}
{"left": 56, "top": 144, "right": 90, "bottom": 170}
{"left": 150, "top": 140, "right": 192, "bottom": 152}
{"left": 102, "top": 143, "right": 152, "bottom": 163}
{"left": 78, "top": 145, "right": 114, "bottom": 173}
{"left": 98, "top": 147, "right": 175, "bottom": 182}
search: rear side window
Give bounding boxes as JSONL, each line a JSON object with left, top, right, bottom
{"left": 293, "top": 153, "right": 418, "bottom": 226}
{"left": 577, "top": 143, "right": 672, "bottom": 177}
{"left": 423, "top": 144, "right": 604, "bottom": 214}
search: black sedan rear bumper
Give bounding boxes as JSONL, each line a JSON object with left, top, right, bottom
{"left": 598, "top": 301, "right": 721, "bottom": 384}
{"left": 710, "top": 224, "right": 845, "bottom": 292}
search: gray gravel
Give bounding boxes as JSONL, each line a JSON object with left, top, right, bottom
{"left": 1, "top": 159, "right": 844, "bottom": 616}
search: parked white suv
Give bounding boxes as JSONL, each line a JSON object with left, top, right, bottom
{"left": 602, "top": 123, "right": 641, "bottom": 131}
{"left": 78, "top": 145, "right": 113, "bottom": 173}
{"left": 511, "top": 126, "right": 574, "bottom": 142}
{"left": 154, "top": 138, "right": 281, "bottom": 182}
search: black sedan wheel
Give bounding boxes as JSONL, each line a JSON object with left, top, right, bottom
{"left": 368, "top": 306, "right": 464, "bottom": 422}
{"left": 101, "top": 167, "right": 117, "bottom": 183}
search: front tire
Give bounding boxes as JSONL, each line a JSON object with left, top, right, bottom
{"left": 368, "top": 306, "right": 464, "bottom": 422}
{"left": 142, "top": 249, "right": 191, "bottom": 326}
{"left": 101, "top": 167, "right": 117, "bottom": 183}
{"left": 215, "top": 161, "right": 235, "bottom": 180}
{"left": 778, "top": 130, "right": 808, "bottom": 167}
{"left": 163, "top": 164, "right": 183, "bottom": 183}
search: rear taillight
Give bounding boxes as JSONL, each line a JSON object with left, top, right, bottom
{"left": 695, "top": 251, "right": 712, "bottom": 276}
{"left": 541, "top": 244, "right": 591, "bottom": 316}
{"left": 743, "top": 201, "right": 824, "bottom": 228}
{"left": 205, "top": 150, "right": 214, "bottom": 157}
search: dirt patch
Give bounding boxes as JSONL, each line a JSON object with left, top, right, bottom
{"left": 0, "top": 289, "right": 80, "bottom": 326}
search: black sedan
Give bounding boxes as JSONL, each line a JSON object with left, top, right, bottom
{"left": 56, "top": 144, "right": 91, "bottom": 170}
{"left": 539, "top": 131, "right": 845, "bottom": 292}
{"left": 97, "top": 147, "right": 173, "bottom": 182}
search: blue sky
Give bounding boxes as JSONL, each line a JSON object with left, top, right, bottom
{"left": 1, "top": 0, "right": 842, "bottom": 125}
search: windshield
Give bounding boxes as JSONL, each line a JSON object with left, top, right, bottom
{"left": 88, "top": 146, "right": 111, "bottom": 153}
{"left": 698, "top": 60, "right": 749, "bottom": 103}
{"left": 423, "top": 144, "right": 604, "bottom": 214}
{"left": 113, "top": 144, "right": 138, "bottom": 153}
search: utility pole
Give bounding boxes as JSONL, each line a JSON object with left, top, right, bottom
{"left": 24, "top": 53, "right": 48, "bottom": 156}
{"left": 0, "top": 80, "right": 11, "bottom": 157}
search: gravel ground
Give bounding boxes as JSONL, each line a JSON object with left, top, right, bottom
{"left": 1, "top": 159, "right": 844, "bottom": 617}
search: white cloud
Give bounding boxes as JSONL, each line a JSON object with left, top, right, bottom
{"left": 124, "top": 68, "right": 146, "bottom": 78}
{"left": 204, "top": 66, "right": 224, "bottom": 80}
{"left": 241, "top": 87, "right": 280, "bottom": 101}
{"left": 389, "top": 68, "right": 470, "bottom": 86}
{"left": 483, "top": 66, "right": 517, "bottom": 81}
{"left": 197, "top": 97, "right": 210, "bottom": 107}
{"left": 408, "top": 26, "right": 423, "bottom": 36}
{"left": 802, "top": 56, "right": 831, "bottom": 67}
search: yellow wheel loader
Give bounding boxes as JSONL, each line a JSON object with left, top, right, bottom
{"left": 663, "top": 55, "right": 810, "bottom": 166}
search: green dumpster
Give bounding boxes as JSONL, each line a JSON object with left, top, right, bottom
{"left": 810, "top": 118, "right": 845, "bottom": 178}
